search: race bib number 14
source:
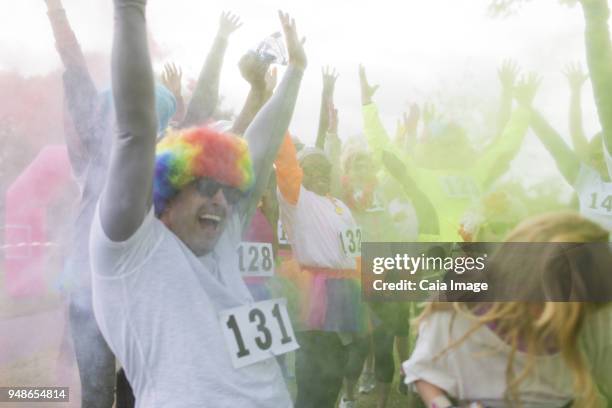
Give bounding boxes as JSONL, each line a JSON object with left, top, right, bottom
{"left": 219, "top": 298, "right": 299, "bottom": 369}
{"left": 588, "top": 192, "right": 612, "bottom": 213}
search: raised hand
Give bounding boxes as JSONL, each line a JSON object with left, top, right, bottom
{"left": 218, "top": 11, "right": 242, "bottom": 39}
{"left": 315, "top": 65, "right": 337, "bottom": 148}
{"left": 563, "top": 62, "right": 589, "bottom": 91}
{"left": 395, "top": 104, "right": 419, "bottom": 148}
{"left": 161, "top": 62, "right": 183, "bottom": 97}
{"left": 278, "top": 11, "right": 307, "bottom": 70}
{"left": 514, "top": 72, "right": 542, "bottom": 107}
{"left": 359, "top": 64, "right": 379, "bottom": 105}
{"left": 498, "top": 59, "right": 520, "bottom": 91}
{"left": 396, "top": 103, "right": 421, "bottom": 132}
{"left": 322, "top": 66, "right": 339, "bottom": 96}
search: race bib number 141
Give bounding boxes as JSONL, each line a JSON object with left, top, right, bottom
{"left": 219, "top": 298, "right": 299, "bottom": 368}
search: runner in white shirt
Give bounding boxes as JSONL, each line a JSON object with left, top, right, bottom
{"left": 90, "top": 2, "right": 306, "bottom": 406}
{"left": 515, "top": 88, "right": 612, "bottom": 233}
{"left": 274, "top": 136, "right": 369, "bottom": 408}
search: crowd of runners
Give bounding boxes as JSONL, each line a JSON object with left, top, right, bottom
{"left": 8, "top": 0, "right": 612, "bottom": 407}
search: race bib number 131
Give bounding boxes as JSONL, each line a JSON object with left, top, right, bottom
{"left": 220, "top": 298, "right": 299, "bottom": 368}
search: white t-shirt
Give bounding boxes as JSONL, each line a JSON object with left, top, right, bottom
{"left": 402, "top": 311, "right": 573, "bottom": 408}
{"left": 277, "top": 185, "right": 357, "bottom": 269}
{"left": 89, "top": 206, "right": 292, "bottom": 408}
{"left": 574, "top": 164, "right": 612, "bottom": 232}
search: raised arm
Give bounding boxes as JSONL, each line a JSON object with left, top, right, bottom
{"left": 579, "top": 0, "right": 612, "bottom": 158}
{"left": 359, "top": 65, "right": 394, "bottom": 164}
{"left": 231, "top": 53, "right": 277, "bottom": 135}
{"left": 564, "top": 62, "right": 590, "bottom": 161}
{"left": 394, "top": 103, "right": 419, "bottom": 152}
{"left": 161, "top": 62, "right": 185, "bottom": 125}
{"left": 476, "top": 73, "right": 534, "bottom": 188}
{"left": 45, "top": 0, "right": 98, "bottom": 174}
{"left": 514, "top": 78, "right": 581, "bottom": 185}
{"left": 45, "top": 0, "right": 89, "bottom": 71}
{"left": 275, "top": 134, "right": 303, "bottom": 205}
{"left": 315, "top": 66, "right": 338, "bottom": 149}
{"left": 239, "top": 11, "right": 306, "bottom": 225}
{"left": 99, "top": 0, "right": 157, "bottom": 241}
{"left": 324, "top": 101, "right": 342, "bottom": 197}
{"left": 181, "top": 12, "right": 241, "bottom": 127}
{"left": 528, "top": 109, "right": 582, "bottom": 186}
{"left": 496, "top": 59, "right": 520, "bottom": 138}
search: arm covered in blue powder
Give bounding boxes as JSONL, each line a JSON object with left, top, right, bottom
{"left": 46, "top": 0, "right": 100, "bottom": 178}
{"left": 99, "top": 0, "right": 157, "bottom": 241}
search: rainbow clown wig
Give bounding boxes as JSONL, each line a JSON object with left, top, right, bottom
{"left": 153, "top": 126, "right": 255, "bottom": 216}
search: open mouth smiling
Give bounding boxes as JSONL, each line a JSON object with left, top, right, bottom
{"left": 198, "top": 213, "right": 222, "bottom": 230}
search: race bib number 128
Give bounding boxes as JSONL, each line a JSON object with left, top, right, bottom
{"left": 236, "top": 242, "right": 274, "bottom": 277}
{"left": 219, "top": 298, "right": 299, "bottom": 368}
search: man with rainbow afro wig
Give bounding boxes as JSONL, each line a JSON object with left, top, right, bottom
{"left": 152, "top": 126, "right": 255, "bottom": 254}
{"left": 89, "top": 0, "right": 306, "bottom": 406}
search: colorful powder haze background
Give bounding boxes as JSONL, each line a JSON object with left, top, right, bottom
{"left": 0, "top": 0, "right": 603, "bottom": 405}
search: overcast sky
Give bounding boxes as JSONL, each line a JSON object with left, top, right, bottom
{"left": 1, "top": 0, "right": 603, "bottom": 189}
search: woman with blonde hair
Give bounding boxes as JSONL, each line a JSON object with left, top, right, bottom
{"left": 402, "top": 211, "right": 611, "bottom": 408}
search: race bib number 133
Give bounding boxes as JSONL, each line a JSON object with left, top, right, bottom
{"left": 277, "top": 221, "right": 289, "bottom": 245}
{"left": 339, "top": 226, "right": 362, "bottom": 257}
{"left": 219, "top": 298, "right": 299, "bottom": 368}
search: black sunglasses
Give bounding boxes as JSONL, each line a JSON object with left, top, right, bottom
{"left": 195, "top": 178, "right": 243, "bottom": 205}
